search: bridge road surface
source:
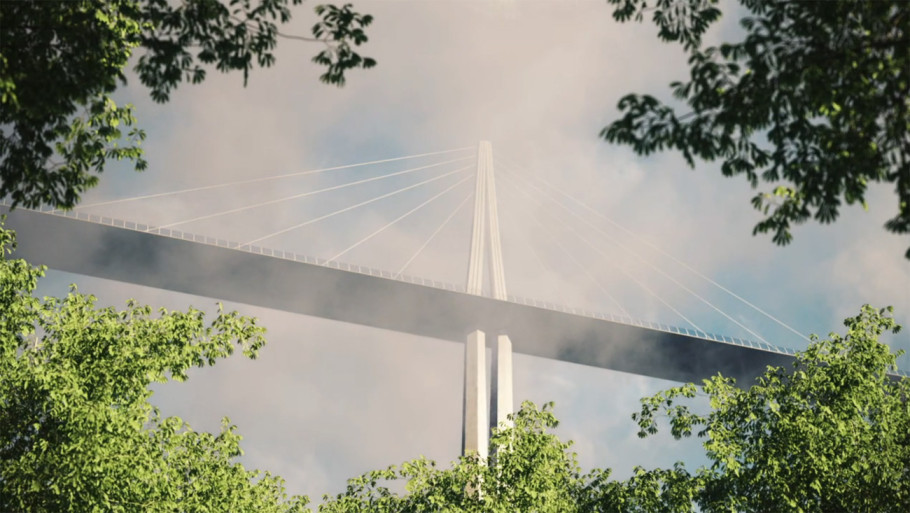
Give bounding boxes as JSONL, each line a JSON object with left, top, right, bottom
{"left": 2, "top": 207, "right": 795, "bottom": 385}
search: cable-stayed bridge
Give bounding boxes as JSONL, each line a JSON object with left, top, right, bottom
{"left": 3, "top": 142, "right": 907, "bottom": 453}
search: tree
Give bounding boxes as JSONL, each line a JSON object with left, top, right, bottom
{"left": 319, "top": 401, "right": 588, "bottom": 513}
{"left": 600, "top": 0, "right": 910, "bottom": 258}
{"left": 0, "top": 0, "right": 375, "bottom": 210}
{"left": 318, "top": 307, "right": 910, "bottom": 512}
{"left": 601, "top": 304, "right": 910, "bottom": 512}
{"left": 0, "top": 221, "right": 309, "bottom": 512}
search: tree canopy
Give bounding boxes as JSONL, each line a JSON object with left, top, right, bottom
{"left": 319, "top": 401, "right": 586, "bottom": 513}
{"left": 601, "top": 0, "right": 910, "bottom": 258}
{"left": 0, "top": 221, "right": 308, "bottom": 512}
{"left": 0, "top": 0, "right": 375, "bottom": 210}
{"left": 617, "top": 305, "right": 910, "bottom": 512}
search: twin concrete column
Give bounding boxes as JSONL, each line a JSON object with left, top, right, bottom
{"left": 461, "top": 330, "right": 513, "bottom": 457}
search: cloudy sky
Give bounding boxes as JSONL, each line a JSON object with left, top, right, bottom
{"left": 23, "top": 0, "right": 910, "bottom": 501}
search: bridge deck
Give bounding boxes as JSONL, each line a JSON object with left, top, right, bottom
{"left": 3, "top": 207, "right": 799, "bottom": 384}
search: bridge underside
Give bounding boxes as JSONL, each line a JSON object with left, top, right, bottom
{"left": 3, "top": 208, "right": 793, "bottom": 384}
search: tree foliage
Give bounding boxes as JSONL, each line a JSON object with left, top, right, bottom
{"left": 612, "top": 305, "right": 910, "bottom": 512}
{"left": 0, "top": 0, "right": 375, "bottom": 210}
{"left": 319, "top": 401, "right": 588, "bottom": 513}
{"left": 601, "top": 0, "right": 910, "bottom": 257}
{"left": 0, "top": 221, "right": 308, "bottom": 512}
{"left": 319, "top": 308, "right": 910, "bottom": 513}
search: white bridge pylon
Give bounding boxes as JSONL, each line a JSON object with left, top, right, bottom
{"left": 462, "top": 141, "right": 513, "bottom": 459}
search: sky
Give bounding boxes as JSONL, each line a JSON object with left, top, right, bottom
{"left": 20, "top": 0, "right": 910, "bottom": 502}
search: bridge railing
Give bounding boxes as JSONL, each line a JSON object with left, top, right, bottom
{"left": 8, "top": 203, "right": 909, "bottom": 377}
{"left": 502, "top": 293, "right": 797, "bottom": 356}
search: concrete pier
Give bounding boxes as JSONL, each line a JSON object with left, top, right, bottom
{"left": 491, "top": 334, "right": 514, "bottom": 432}
{"left": 462, "top": 330, "right": 488, "bottom": 458}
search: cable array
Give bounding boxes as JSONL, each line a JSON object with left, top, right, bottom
{"left": 394, "top": 192, "right": 473, "bottom": 278}
{"left": 496, "top": 175, "right": 633, "bottom": 320}
{"left": 67, "top": 141, "right": 811, "bottom": 349}
{"left": 497, "top": 158, "right": 769, "bottom": 343}
{"left": 497, "top": 170, "right": 700, "bottom": 329}
{"left": 242, "top": 166, "right": 472, "bottom": 247}
{"left": 326, "top": 174, "right": 473, "bottom": 263}
{"left": 155, "top": 156, "right": 472, "bottom": 230}
{"left": 70, "top": 146, "right": 474, "bottom": 210}
{"left": 535, "top": 175, "right": 811, "bottom": 343}
{"left": 71, "top": 146, "right": 478, "bottom": 291}
{"left": 494, "top": 152, "right": 807, "bottom": 344}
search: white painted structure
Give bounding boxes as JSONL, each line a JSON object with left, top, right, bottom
{"left": 490, "top": 334, "right": 513, "bottom": 433}
{"left": 462, "top": 141, "right": 514, "bottom": 457}
{"left": 462, "top": 330, "right": 489, "bottom": 459}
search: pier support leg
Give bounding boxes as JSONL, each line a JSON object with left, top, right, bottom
{"left": 490, "top": 334, "right": 513, "bottom": 433}
{"left": 462, "top": 330, "right": 488, "bottom": 459}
